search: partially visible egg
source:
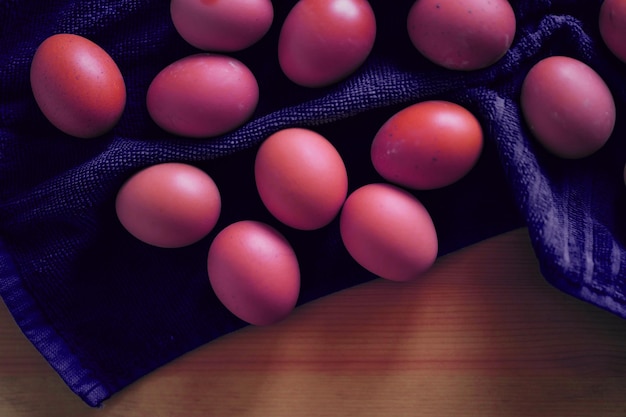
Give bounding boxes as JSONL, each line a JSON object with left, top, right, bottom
{"left": 255, "top": 128, "right": 348, "bottom": 230}
{"left": 340, "top": 183, "right": 438, "bottom": 282}
{"left": 278, "top": 0, "right": 377, "bottom": 87}
{"left": 170, "top": 0, "right": 274, "bottom": 51}
{"left": 371, "top": 101, "right": 483, "bottom": 190}
{"left": 146, "top": 54, "right": 259, "bottom": 138}
{"left": 207, "top": 220, "right": 300, "bottom": 326}
{"left": 520, "top": 56, "right": 616, "bottom": 159}
{"left": 407, "top": 0, "right": 516, "bottom": 71}
{"left": 116, "top": 163, "right": 221, "bottom": 248}
{"left": 600, "top": 0, "right": 626, "bottom": 64}
{"left": 30, "top": 33, "right": 126, "bottom": 138}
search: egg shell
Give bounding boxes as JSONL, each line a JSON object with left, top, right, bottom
{"left": 255, "top": 128, "right": 348, "bottom": 230}
{"left": 520, "top": 56, "right": 616, "bottom": 159}
{"left": 116, "top": 163, "right": 221, "bottom": 248}
{"left": 340, "top": 183, "right": 438, "bottom": 282}
{"left": 30, "top": 33, "right": 126, "bottom": 138}
{"left": 407, "top": 0, "right": 516, "bottom": 71}
{"left": 371, "top": 101, "right": 483, "bottom": 190}
{"left": 170, "top": 0, "right": 274, "bottom": 51}
{"left": 146, "top": 54, "right": 259, "bottom": 138}
{"left": 600, "top": 0, "right": 626, "bottom": 64}
{"left": 278, "top": 0, "right": 377, "bottom": 87}
{"left": 207, "top": 220, "right": 301, "bottom": 326}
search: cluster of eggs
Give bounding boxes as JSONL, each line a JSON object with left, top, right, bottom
{"left": 29, "top": 0, "right": 626, "bottom": 326}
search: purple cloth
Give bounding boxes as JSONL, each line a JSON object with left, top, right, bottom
{"left": 1, "top": 0, "right": 624, "bottom": 407}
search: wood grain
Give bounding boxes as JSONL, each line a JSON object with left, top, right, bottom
{"left": 1, "top": 228, "right": 626, "bottom": 416}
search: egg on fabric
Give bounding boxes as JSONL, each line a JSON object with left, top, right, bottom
{"left": 207, "top": 220, "right": 300, "bottom": 326}
{"left": 339, "top": 183, "right": 438, "bottom": 282}
{"left": 371, "top": 101, "right": 483, "bottom": 190}
{"left": 115, "top": 163, "right": 221, "bottom": 248}
{"left": 254, "top": 128, "right": 348, "bottom": 230}
{"left": 278, "top": 0, "right": 377, "bottom": 87}
{"left": 170, "top": 0, "right": 274, "bottom": 51}
{"left": 520, "top": 56, "right": 616, "bottom": 159}
{"left": 30, "top": 33, "right": 126, "bottom": 138}
{"left": 407, "top": 0, "right": 516, "bottom": 71}
{"left": 146, "top": 53, "right": 259, "bottom": 138}
{"left": 599, "top": 0, "right": 626, "bottom": 64}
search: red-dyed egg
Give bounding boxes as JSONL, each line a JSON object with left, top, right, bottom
{"left": 407, "top": 0, "right": 516, "bottom": 70}
{"left": 255, "top": 128, "right": 348, "bottom": 230}
{"left": 600, "top": 0, "right": 626, "bottom": 64}
{"left": 207, "top": 220, "right": 300, "bottom": 326}
{"left": 520, "top": 56, "right": 616, "bottom": 159}
{"left": 371, "top": 101, "right": 483, "bottom": 190}
{"left": 278, "top": 0, "right": 377, "bottom": 87}
{"left": 146, "top": 54, "right": 259, "bottom": 138}
{"left": 116, "top": 163, "right": 221, "bottom": 248}
{"left": 170, "top": 0, "right": 274, "bottom": 51}
{"left": 30, "top": 33, "right": 126, "bottom": 138}
{"left": 340, "top": 183, "right": 438, "bottom": 282}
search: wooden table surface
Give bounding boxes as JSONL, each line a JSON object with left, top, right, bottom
{"left": 1, "top": 227, "right": 626, "bottom": 417}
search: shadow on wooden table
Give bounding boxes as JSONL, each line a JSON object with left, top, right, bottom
{"left": 2, "top": 228, "right": 626, "bottom": 417}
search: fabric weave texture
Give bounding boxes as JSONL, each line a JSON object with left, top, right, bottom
{"left": 1, "top": 0, "right": 625, "bottom": 407}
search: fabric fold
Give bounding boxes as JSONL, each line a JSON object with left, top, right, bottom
{"left": 1, "top": 0, "right": 624, "bottom": 407}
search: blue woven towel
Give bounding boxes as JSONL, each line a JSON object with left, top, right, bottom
{"left": 1, "top": 0, "right": 624, "bottom": 407}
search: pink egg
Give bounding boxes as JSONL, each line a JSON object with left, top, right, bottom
{"left": 170, "top": 0, "right": 274, "bottom": 51}
{"left": 30, "top": 33, "right": 126, "bottom": 138}
{"left": 407, "top": 0, "right": 516, "bottom": 70}
{"left": 600, "top": 0, "right": 626, "bottom": 64}
{"left": 520, "top": 56, "right": 616, "bottom": 159}
{"left": 116, "top": 163, "right": 221, "bottom": 248}
{"left": 371, "top": 101, "right": 483, "bottom": 190}
{"left": 278, "top": 0, "right": 377, "bottom": 87}
{"left": 340, "top": 183, "right": 438, "bottom": 282}
{"left": 146, "top": 54, "right": 259, "bottom": 138}
{"left": 207, "top": 220, "right": 300, "bottom": 326}
{"left": 255, "top": 128, "right": 348, "bottom": 230}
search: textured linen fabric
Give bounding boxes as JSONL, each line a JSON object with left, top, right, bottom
{"left": 1, "top": 0, "right": 625, "bottom": 407}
